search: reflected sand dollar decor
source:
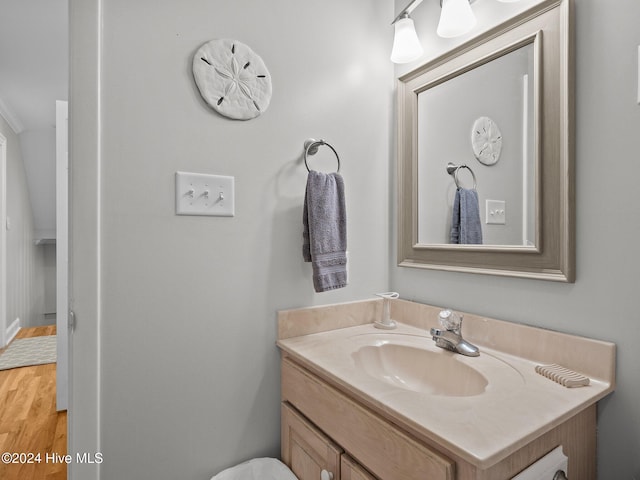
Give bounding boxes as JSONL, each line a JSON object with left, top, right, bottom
{"left": 193, "top": 38, "right": 272, "bottom": 120}
{"left": 471, "top": 116, "right": 502, "bottom": 166}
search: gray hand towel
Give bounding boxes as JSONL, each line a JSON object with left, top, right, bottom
{"left": 450, "top": 188, "right": 483, "bottom": 244}
{"left": 302, "top": 171, "right": 347, "bottom": 292}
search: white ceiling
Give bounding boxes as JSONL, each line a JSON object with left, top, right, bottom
{"left": 0, "top": 0, "right": 68, "bottom": 133}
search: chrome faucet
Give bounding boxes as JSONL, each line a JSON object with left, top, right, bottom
{"left": 430, "top": 309, "right": 480, "bottom": 357}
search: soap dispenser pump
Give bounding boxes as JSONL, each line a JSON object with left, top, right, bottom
{"left": 374, "top": 292, "right": 399, "bottom": 329}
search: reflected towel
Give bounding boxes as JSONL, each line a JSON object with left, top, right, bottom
{"left": 450, "top": 188, "right": 483, "bottom": 244}
{"left": 302, "top": 171, "right": 347, "bottom": 292}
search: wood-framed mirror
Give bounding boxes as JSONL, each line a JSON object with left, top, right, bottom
{"left": 397, "top": 0, "right": 574, "bottom": 282}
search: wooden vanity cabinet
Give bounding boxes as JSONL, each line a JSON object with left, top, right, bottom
{"left": 281, "top": 355, "right": 597, "bottom": 480}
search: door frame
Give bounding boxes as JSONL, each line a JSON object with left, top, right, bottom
{"left": 68, "top": 0, "right": 102, "bottom": 478}
{"left": 56, "top": 100, "right": 69, "bottom": 410}
{"left": 0, "top": 132, "right": 6, "bottom": 349}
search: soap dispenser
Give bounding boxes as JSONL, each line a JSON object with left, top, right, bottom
{"left": 374, "top": 292, "right": 399, "bottom": 329}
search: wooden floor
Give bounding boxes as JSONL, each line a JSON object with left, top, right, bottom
{"left": 0, "top": 326, "right": 67, "bottom": 480}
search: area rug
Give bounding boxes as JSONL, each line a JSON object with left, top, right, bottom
{"left": 0, "top": 335, "right": 57, "bottom": 371}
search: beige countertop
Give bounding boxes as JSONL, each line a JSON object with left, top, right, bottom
{"left": 277, "top": 299, "right": 616, "bottom": 469}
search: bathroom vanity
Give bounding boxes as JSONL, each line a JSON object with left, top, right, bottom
{"left": 277, "top": 299, "right": 615, "bottom": 480}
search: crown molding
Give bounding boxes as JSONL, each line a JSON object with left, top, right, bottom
{"left": 0, "top": 96, "right": 25, "bottom": 134}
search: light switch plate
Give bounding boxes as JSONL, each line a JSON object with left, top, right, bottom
{"left": 175, "top": 171, "right": 234, "bottom": 217}
{"left": 486, "top": 199, "right": 506, "bottom": 225}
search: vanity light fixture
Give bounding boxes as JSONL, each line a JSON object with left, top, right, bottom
{"left": 391, "top": 0, "right": 479, "bottom": 63}
{"left": 437, "top": 0, "right": 477, "bottom": 38}
{"left": 390, "top": 12, "right": 424, "bottom": 63}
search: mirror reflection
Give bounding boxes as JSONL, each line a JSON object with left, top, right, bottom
{"left": 417, "top": 42, "right": 536, "bottom": 246}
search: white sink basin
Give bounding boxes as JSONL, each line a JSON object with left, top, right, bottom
{"left": 353, "top": 342, "right": 488, "bottom": 396}
{"left": 348, "top": 333, "right": 523, "bottom": 398}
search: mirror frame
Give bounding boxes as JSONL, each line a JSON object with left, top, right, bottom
{"left": 397, "top": 0, "right": 574, "bottom": 282}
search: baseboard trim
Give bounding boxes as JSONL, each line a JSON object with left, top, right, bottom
{"left": 6, "top": 317, "right": 20, "bottom": 344}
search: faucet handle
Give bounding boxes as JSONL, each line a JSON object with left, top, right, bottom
{"left": 438, "top": 309, "right": 462, "bottom": 332}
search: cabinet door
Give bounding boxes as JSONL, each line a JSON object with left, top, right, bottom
{"left": 282, "top": 402, "right": 342, "bottom": 480}
{"left": 341, "top": 455, "right": 377, "bottom": 480}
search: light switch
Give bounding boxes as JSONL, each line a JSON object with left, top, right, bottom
{"left": 175, "top": 171, "right": 234, "bottom": 217}
{"left": 486, "top": 199, "right": 506, "bottom": 225}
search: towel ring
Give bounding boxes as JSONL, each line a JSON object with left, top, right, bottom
{"left": 446, "top": 162, "right": 477, "bottom": 189}
{"left": 304, "top": 139, "right": 341, "bottom": 173}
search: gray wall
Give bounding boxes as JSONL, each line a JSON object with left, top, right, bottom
{"left": 43, "top": 243, "right": 56, "bottom": 318}
{"left": 71, "top": 1, "right": 392, "bottom": 479}
{"left": 0, "top": 114, "right": 45, "bottom": 333}
{"left": 69, "top": 0, "right": 640, "bottom": 479}
{"left": 392, "top": 0, "right": 640, "bottom": 478}
{"left": 20, "top": 128, "right": 58, "bottom": 240}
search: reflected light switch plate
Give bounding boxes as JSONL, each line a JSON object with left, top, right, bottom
{"left": 175, "top": 171, "right": 235, "bottom": 217}
{"left": 486, "top": 199, "right": 506, "bottom": 225}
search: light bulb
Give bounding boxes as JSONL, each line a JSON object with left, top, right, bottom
{"left": 437, "top": 0, "right": 477, "bottom": 38}
{"left": 390, "top": 15, "right": 424, "bottom": 64}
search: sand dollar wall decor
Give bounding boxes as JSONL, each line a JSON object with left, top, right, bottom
{"left": 471, "top": 116, "right": 502, "bottom": 166}
{"left": 193, "top": 38, "right": 272, "bottom": 120}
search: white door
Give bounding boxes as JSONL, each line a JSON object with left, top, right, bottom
{"left": 56, "top": 100, "right": 69, "bottom": 411}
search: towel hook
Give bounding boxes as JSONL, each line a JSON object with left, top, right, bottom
{"left": 304, "top": 138, "right": 341, "bottom": 173}
{"left": 446, "top": 162, "right": 477, "bottom": 190}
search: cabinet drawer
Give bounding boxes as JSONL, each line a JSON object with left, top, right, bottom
{"left": 282, "top": 402, "right": 342, "bottom": 480}
{"left": 282, "top": 358, "right": 455, "bottom": 480}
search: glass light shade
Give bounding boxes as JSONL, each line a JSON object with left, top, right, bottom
{"left": 437, "top": 0, "right": 477, "bottom": 38}
{"left": 390, "top": 16, "right": 424, "bottom": 64}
